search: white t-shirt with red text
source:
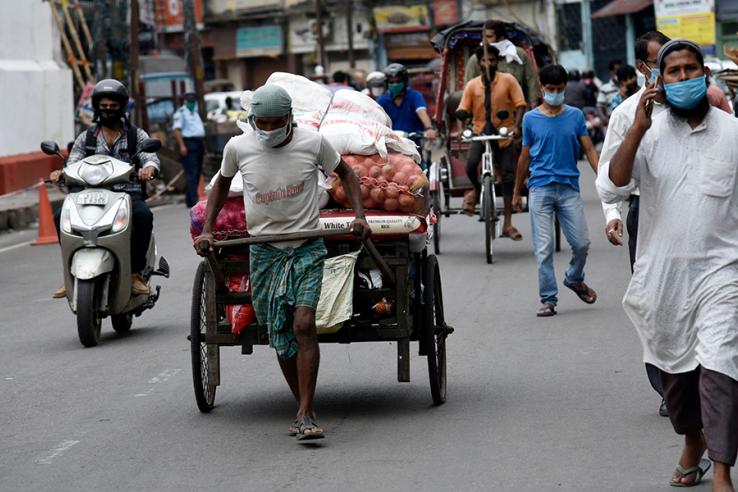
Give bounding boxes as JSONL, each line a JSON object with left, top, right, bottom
{"left": 219, "top": 126, "right": 340, "bottom": 248}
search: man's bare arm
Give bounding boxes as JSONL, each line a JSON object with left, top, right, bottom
{"left": 579, "top": 135, "right": 599, "bottom": 173}
{"left": 194, "top": 173, "right": 232, "bottom": 254}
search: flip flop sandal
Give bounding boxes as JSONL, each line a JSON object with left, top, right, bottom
{"left": 288, "top": 419, "right": 300, "bottom": 437}
{"left": 501, "top": 228, "right": 523, "bottom": 241}
{"left": 564, "top": 281, "right": 597, "bottom": 304}
{"left": 536, "top": 302, "right": 557, "bottom": 317}
{"left": 670, "top": 458, "right": 711, "bottom": 487}
{"left": 296, "top": 415, "right": 325, "bottom": 442}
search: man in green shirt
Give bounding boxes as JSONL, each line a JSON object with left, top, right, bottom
{"left": 464, "top": 20, "right": 540, "bottom": 108}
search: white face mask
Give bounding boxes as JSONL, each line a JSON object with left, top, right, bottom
{"left": 251, "top": 115, "right": 292, "bottom": 147}
{"left": 370, "top": 87, "right": 385, "bottom": 98}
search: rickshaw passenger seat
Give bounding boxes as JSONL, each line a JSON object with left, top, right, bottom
{"left": 446, "top": 90, "right": 465, "bottom": 138}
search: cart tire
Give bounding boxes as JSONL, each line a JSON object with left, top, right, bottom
{"left": 76, "top": 279, "right": 102, "bottom": 347}
{"left": 432, "top": 190, "right": 442, "bottom": 255}
{"left": 423, "top": 255, "right": 447, "bottom": 405}
{"left": 111, "top": 313, "right": 132, "bottom": 333}
{"left": 482, "top": 175, "right": 496, "bottom": 264}
{"left": 191, "top": 261, "right": 216, "bottom": 412}
{"left": 555, "top": 217, "right": 562, "bottom": 252}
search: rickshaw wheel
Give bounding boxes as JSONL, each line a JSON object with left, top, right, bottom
{"left": 482, "top": 175, "right": 496, "bottom": 264}
{"left": 432, "top": 190, "right": 442, "bottom": 255}
{"left": 191, "top": 261, "right": 216, "bottom": 412}
{"left": 423, "top": 255, "right": 447, "bottom": 405}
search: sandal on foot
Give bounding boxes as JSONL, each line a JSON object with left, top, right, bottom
{"left": 537, "top": 302, "right": 557, "bottom": 317}
{"left": 288, "top": 419, "right": 300, "bottom": 437}
{"left": 564, "top": 281, "right": 597, "bottom": 304}
{"left": 670, "top": 458, "right": 711, "bottom": 487}
{"left": 296, "top": 415, "right": 325, "bottom": 442}
{"left": 501, "top": 226, "right": 523, "bottom": 241}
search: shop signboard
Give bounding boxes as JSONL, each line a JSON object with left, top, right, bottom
{"left": 154, "top": 0, "right": 204, "bottom": 32}
{"left": 373, "top": 5, "right": 432, "bottom": 33}
{"left": 236, "top": 25, "right": 283, "bottom": 58}
{"left": 655, "top": 0, "right": 716, "bottom": 49}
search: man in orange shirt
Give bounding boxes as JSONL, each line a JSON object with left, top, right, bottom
{"left": 456, "top": 45, "right": 527, "bottom": 239}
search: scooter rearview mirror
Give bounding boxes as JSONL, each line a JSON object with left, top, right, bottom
{"left": 139, "top": 138, "right": 162, "bottom": 153}
{"left": 41, "top": 141, "right": 60, "bottom": 156}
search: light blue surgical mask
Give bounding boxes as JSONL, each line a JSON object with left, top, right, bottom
{"left": 647, "top": 67, "right": 660, "bottom": 84}
{"left": 664, "top": 75, "right": 707, "bottom": 110}
{"left": 388, "top": 82, "right": 405, "bottom": 97}
{"left": 544, "top": 90, "right": 565, "bottom": 107}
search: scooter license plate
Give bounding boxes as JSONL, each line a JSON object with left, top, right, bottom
{"left": 77, "top": 192, "right": 108, "bottom": 205}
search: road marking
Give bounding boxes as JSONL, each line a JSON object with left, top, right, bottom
{"left": 36, "top": 440, "right": 80, "bottom": 464}
{"left": 134, "top": 368, "right": 182, "bottom": 397}
{"left": 0, "top": 240, "right": 32, "bottom": 254}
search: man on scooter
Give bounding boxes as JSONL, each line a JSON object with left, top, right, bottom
{"left": 50, "top": 79, "right": 160, "bottom": 298}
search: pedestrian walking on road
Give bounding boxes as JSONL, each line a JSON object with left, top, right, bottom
{"left": 513, "top": 64, "right": 599, "bottom": 317}
{"left": 173, "top": 92, "right": 206, "bottom": 208}
{"left": 194, "top": 85, "right": 369, "bottom": 442}
{"left": 598, "top": 39, "right": 738, "bottom": 490}
{"left": 598, "top": 30, "right": 672, "bottom": 418}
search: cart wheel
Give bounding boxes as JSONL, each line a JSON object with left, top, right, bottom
{"left": 432, "top": 190, "right": 442, "bottom": 255}
{"left": 423, "top": 255, "right": 447, "bottom": 405}
{"left": 482, "top": 175, "right": 496, "bottom": 264}
{"left": 440, "top": 157, "right": 451, "bottom": 218}
{"left": 190, "top": 261, "right": 216, "bottom": 412}
{"left": 555, "top": 217, "right": 562, "bottom": 252}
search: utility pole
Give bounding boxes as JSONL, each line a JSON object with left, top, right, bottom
{"left": 346, "top": 1, "right": 355, "bottom": 68}
{"left": 580, "top": 0, "right": 594, "bottom": 69}
{"left": 183, "top": 0, "right": 206, "bottom": 120}
{"left": 315, "top": 0, "right": 327, "bottom": 76}
{"left": 129, "top": 0, "right": 148, "bottom": 130}
{"left": 92, "top": 0, "right": 108, "bottom": 79}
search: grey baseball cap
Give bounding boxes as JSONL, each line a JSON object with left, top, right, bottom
{"left": 250, "top": 85, "right": 292, "bottom": 117}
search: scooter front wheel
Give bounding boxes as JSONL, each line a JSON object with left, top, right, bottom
{"left": 111, "top": 314, "right": 132, "bottom": 333}
{"left": 77, "top": 279, "right": 102, "bottom": 347}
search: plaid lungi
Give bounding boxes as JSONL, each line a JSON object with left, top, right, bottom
{"left": 249, "top": 239, "right": 327, "bottom": 359}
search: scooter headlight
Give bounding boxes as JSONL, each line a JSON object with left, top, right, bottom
{"left": 110, "top": 199, "right": 129, "bottom": 233}
{"left": 79, "top": 162, "right": 112, "bottom": 186}
{"left": 60, "top": 207, "right": 72, "bottom": 233}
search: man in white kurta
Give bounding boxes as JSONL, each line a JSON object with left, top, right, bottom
{"left": 597, "top": 31, "right": 671, "bottom": 417}
{"left": 597, "top": 39, "right": 738, "bottom": 490}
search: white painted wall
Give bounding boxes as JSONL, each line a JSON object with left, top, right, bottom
{"left": 0, "top": 0, "right": 74, "bottom": 156}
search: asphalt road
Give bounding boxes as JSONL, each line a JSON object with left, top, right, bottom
{"left": 0, "top": 174, "right": 697, "bottom": 491}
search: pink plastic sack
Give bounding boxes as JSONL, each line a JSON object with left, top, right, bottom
{"left": 189, "top": 197, "right": 248, "bottom": 240}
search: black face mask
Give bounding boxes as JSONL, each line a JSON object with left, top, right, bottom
{"left": 98, "top": 110, "right": 123, "bottom": 128}
{"left": 625, "top": 83, "right": 639, "bottom": 98}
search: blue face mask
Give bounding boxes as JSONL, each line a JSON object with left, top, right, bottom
{"left": 664, "top": 75, "right": 707, "bottom": 110}
{"left": 543, "top": 90, "right": 565, "bottom": 107}
{"left": 388, "top": 82, "right": 405, "bottom": 97}
{"left": 647, "top": 67, "right": 660, "bottom": 84}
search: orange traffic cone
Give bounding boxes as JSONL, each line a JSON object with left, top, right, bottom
{"left": 197, "top": 174, "right": 207, "bottom": 201}
{"left": 32, "top": 180, "right": 59, "bottom": 245}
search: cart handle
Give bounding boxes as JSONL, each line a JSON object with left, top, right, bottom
{"left": 211, "top": 228, "right": 352, "bottom": 248}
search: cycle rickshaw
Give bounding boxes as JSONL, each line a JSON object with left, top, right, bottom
{"left": 426, "top": 20, "right": 560, "bottom": 261}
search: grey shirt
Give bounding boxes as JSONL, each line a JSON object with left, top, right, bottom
{"left": 68, "top": 125, "right": 160, "bottom": 170}
{"left": 220, "top": 126, "right": 340, "bottom": 248}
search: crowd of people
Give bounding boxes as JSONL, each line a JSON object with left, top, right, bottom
{"left": 49, "top": 17, "right": 738, "bottom": 488}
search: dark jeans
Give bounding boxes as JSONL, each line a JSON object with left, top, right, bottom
{"left": 54, "top": 192, "right": 153, "bottom": 274}
{"left": 661, "top": 366, "right": 738, "bottom": 465}
{"left": 466, "top": 141, "right": 515, "bottom": 196}
{"left": 181, "top": 137, "right": 205, "bottom": 208}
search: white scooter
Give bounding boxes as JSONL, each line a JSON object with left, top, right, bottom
{"left": 41, "top": 139, "right": 169, "bottom": 347}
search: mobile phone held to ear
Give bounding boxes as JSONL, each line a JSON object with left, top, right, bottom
{"left": 645, "top": 76, "right": 661, "bottom": 117}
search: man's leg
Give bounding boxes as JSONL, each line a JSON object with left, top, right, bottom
{"left": 129, "top": 193, "right": 154, "bottom": 275}
{"left": 464, "top": 141, "right": 483, "bottom": 214}
{"left": 497, "top": 145, "right": 520, "bottom": 238}
{"left": 181, "top": 141, "right": 199, "bottom": 208}
{"left": 528, "top": 185, "right": 558, "bottom": 307}
{"left": 661, "top": 368, "right": 709, "bottom": 486}
{"left": 556, "top": 186, "right": 595, "bottom": 301}
{"left": 700, "top": 367, "right": 738, "bottom": 491}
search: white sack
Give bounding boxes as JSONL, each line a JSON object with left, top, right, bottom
{"left": 316, "top": 250, "right": 361, "bottom": 334}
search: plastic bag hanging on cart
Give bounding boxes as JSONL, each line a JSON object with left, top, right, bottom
{"left": 315, "top": 250, "right": 361, "bottom": 334}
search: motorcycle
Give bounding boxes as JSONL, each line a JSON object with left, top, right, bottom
{"left": 40, "top": 139, "right": 170, "bottom": 347}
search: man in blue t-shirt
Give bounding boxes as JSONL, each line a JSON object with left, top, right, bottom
{"left": 377, "top": 63, "right": 437, "bottom": 142}
{"left": 513, "top": 64, "right": 600, "bottom": 317}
